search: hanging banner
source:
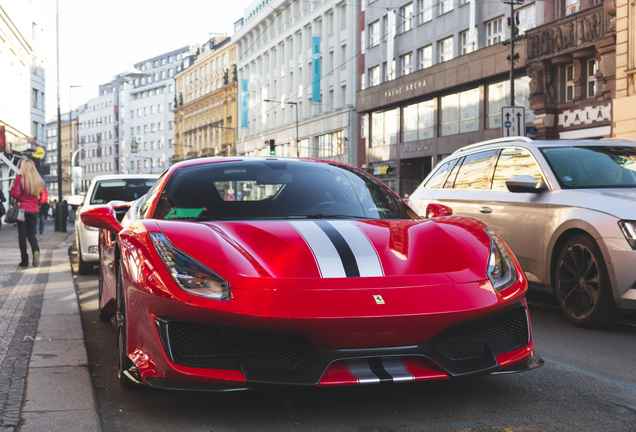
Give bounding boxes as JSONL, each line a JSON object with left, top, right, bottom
{"left": 312, "top": 36, "right": 321, "bottom": 103}
{"left": 241, "top": 79, "right": 249, "bottom": 128}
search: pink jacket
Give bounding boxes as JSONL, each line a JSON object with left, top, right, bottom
{"left": 10, "top": 175, "right": 48, "bottom": 213}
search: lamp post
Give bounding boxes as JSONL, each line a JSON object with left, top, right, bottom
{"left": 503, "top": 0, "right": 524, "bottom": 106}
{"left": 54, "top": 0, "right": 66, "bottom": 232}
{"left": 263, "top": 99, "right": 299, "bottom": 157}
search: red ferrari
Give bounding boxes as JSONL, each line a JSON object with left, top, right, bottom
{"left": 81, "top": 157, "right": 542, "bottom": 391}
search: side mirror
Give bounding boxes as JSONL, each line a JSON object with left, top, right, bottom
{"left": 80, "top": 206, "right": 123, "bottom": 236}
{"left": 426, "top": 203, "right": 453, "bottom": 218}
{"left": 505, "top": 175, "right": 547, "bottom": 193}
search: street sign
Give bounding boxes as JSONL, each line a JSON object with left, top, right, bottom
{"left": 501, "top": 107, "right": 525, "bottom": 137}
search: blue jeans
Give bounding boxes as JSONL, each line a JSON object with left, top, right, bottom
{"left": 39, "top": 213, "right": 46, "bottom": 233}
{"left": 17, "top": 211, "right": 39, "bottom": 260}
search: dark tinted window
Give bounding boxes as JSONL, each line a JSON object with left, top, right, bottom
{"left": 89, "top": 178, "right": 157, "bottom": 204}
{"left": 543, "top": 146, "right": 636, "bottom": 188}
{"left": 152, "top": 160, "right": 418, "bottom": 221}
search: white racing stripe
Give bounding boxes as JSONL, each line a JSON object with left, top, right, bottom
{"left": 329, "top": 221, "right": 384, "bottom": 277}
{"left": 291, "top": 221, "right": 346, "bottom": 277}
{"left": 290, "top": 220, "right": 384, "bottom": 278}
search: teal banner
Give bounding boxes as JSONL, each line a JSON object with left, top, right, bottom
{"left": 312, "top": 36, "right": 321, "bottom": 103}
{"left": 241, "top": 79, "right": 248, "bottom": 128}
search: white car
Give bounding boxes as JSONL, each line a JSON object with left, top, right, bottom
{"left": 408, "top": 136, "right": 636, "bottom": 328}
{"left": 75, "top": 174, "right": 158, "bottom": 274}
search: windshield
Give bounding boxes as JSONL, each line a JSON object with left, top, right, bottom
{"left": 152, "top": 160, "right": 418, "bottom": 221}
{"left": 542, "top": 146, "right": 636, "bottom": 189}
{"left": 89, "top": 178, "right": 157, "bottom": 204}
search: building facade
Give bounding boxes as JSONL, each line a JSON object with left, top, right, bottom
{"left": 356, "top": 0, "right": 544, "bottom": 196}
{"left": 0, "top": 0, "right": 47, "bottom": 200}
{"left": 173, "top": 37, "right": 238, "bottom": 161}
{"left": 123, "top": 47, "right": 189, "bottom": 174}
{"left": 525, "top": 0, "right": 613, "bottom": 140}
{"left": 614, "top": 0, "right": 636, "bottom": 138}
{"left": 233, "top": 0, "right": 358, "bottom": 164}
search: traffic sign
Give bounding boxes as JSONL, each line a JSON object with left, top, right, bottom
{"left": 501, "top": 107, "right": 525, "bottom": 137}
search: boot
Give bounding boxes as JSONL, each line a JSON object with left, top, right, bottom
{"left": 33, "top": 250, "right": 40, "bottom": 267}
{"left": 19, "top": 254, "right": 28, "bottom": 267}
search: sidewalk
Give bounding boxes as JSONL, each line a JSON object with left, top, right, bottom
{"left": 0, "top": 221, "right": 100, "bottom": 431}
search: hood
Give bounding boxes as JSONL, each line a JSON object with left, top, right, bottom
{"left": 155, "top": 218, "right": 491, "bottom": 287}
{"left": 552, "top": 188, "right": 636, "bottom": 220}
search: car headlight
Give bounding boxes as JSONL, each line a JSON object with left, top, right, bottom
{"left": 619, "top": 221, "right": 636, "bottom": 250}
{"left": 149, "top": 232, "right": 229, "bottom": 300}
{"left": 484, "top": 227, "right": 518, "bottom": 291}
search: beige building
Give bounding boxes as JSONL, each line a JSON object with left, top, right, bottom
{"left": 173, "top": 37, "right": 238, "bottom": 161}
{"left": 614, "top": 0, "right": 636, "bottom": 138}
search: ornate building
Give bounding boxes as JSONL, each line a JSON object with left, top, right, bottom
{"left": 173, "top": 37, "right": 238, "bottom": 162}
{"left": 614, "top": 0, "right": 636, "bottom": 137}
{"left": 525, "top": 0, "right": 614, "bottom": 139}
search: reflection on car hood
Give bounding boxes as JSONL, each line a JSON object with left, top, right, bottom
{"left": 155, "top": 218, "right": 491, "bottom": 285}
{"left": 554, "top": 188, "right": 636, "bottom": 219}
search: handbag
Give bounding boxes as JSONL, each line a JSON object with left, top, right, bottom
{"left": 5, "top": 181, "right": 25, "bottom": 223}
{"left": 5, "top": 204, "right": 25, "bottom": 223}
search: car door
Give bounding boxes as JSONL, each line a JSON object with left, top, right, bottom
{"left": 471, "top": 147, "right": 549, "bottom": 284}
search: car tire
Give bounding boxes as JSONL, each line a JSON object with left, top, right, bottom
{"left": 554, "top": 234, "right": 620, "bottom": 328}
{"left": 98, "top": 263, "right": 113, "bottom": 323}
{"left": 116, "top": 263, "right": 136, "bottom": 388}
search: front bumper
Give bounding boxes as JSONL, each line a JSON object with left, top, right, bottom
{"left": 138, "top": 304, "right": 540, "bottom": 390}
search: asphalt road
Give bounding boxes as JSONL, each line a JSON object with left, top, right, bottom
{"left": 72, "top": 269, "right": 636, "bottom": 432}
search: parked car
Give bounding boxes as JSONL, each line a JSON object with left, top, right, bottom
{"left": 75, "top": 174, "right": 158, "bottom": 274}
{"left": 80, "top": 156, "right": 542, "bottom": 391}
{"left": 408, "top": 136, "right": 636, "bottom": 328}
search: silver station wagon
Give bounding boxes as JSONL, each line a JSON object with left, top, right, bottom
{"left": 408, "top": 137, "right": 636, "bottom": 328}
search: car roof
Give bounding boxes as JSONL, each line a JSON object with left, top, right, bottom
{"left": 450, "top": 136, "right": 636, "bottom": 156}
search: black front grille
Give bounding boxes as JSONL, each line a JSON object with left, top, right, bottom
{"left": 430, "top": 306, "right": 529, "bottom": 360}
{"left": 164, "top": 321, "right": 313, "bottom": 371}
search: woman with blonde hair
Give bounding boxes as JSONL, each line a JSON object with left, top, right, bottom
{"left": 10, "top": 159, "right": 48, "bottom": 267}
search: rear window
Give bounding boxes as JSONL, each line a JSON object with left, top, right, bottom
{"left": 89, "top": 178, "right": 157, "bottom": 204}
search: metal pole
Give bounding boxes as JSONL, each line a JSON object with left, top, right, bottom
{"left": 55, "top": 0, "right": 66, "bottom": 232}
{"left": 510, "top": 0, "right": 515, "bottom": 106}
{"left": 295, "top": 102, "right": 299, "bottom": 157}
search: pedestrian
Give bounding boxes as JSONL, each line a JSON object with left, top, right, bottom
{"left": 0, "top": 188, "right": 6, "bottom": 233}
{"left": 39, "top": 199, "right": 51, "bottom": 234}
{"left": 10, "top": 159, "right": 48, "bottom": 267}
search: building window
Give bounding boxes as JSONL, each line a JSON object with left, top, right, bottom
{"left": 460, "top": 28, "right": 477, "bottom": 55}
{"left": 486, "top": 17, "right": 504, "bottom": 46}
{"left": 565, "top": 0, "right": 579, "bottom": 15}
{"left": 418, "top": 0, "right": 433, "bottom": 24}
{"left": 587, "top": 59, "right": 598, "bottom": 98}
{"left": 318, "top": 130, "right": 344, "bottom": 157}
{"left": 516, "top": 4, "right": 536, "bottom": 34}
{"left": 403, "top": 99, "right": 436, "bottom": 142}
{"left": 418, "top": 45, "right": 432, "bottom": 69}
{"left": 487, "top": 77, "right": 533, "bottom": 129}
{"left": 565, "top": 64, "right": 575, "bottom": 102}
{"left": 369, "top": 65, "right": 380, "bottom": 87}
{"left": 440, "top": 88, "right": 480, "bottom": 136}
{"left": 400, "top": 3, "right": 414, "bottom": 33}
{"left": 371, "top": 109, "right": 399, "bottom": 147}
{"left": 438, "top": 36, "right": 454, "bottom": 63}
{"left": 400, "top": 53, "right": 412, "bottom": 76}
{"left": 439, "top": 0, "right": 453, "bottom": 15}
{"left": 369, "top": 20, "right": 380, "bottom": 47}
{"left": 361, "top": 29, "right": 366, "bottom": 54}
{"left": 383, "top": 60, "right": 396, "bottom": 82}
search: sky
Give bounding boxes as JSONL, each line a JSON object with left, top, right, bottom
{"left": 43, "top": 0, "right": 252, "bottom": 118}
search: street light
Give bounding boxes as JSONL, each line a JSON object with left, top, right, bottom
{"left": 263, "top": 99, "right": 299, "bottom": 157}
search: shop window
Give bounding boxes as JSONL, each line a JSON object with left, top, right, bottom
{"left": 441, "top": 89, "right": 479, "bottom": 136}
{"left": 487, "top": 77, "right": 534, "bottom": 129}
{"left": 403, "top": 99, "right": 436, "bottom": 142}
{"left": 370, "top": 109, "right": 399, "bottom": 147}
